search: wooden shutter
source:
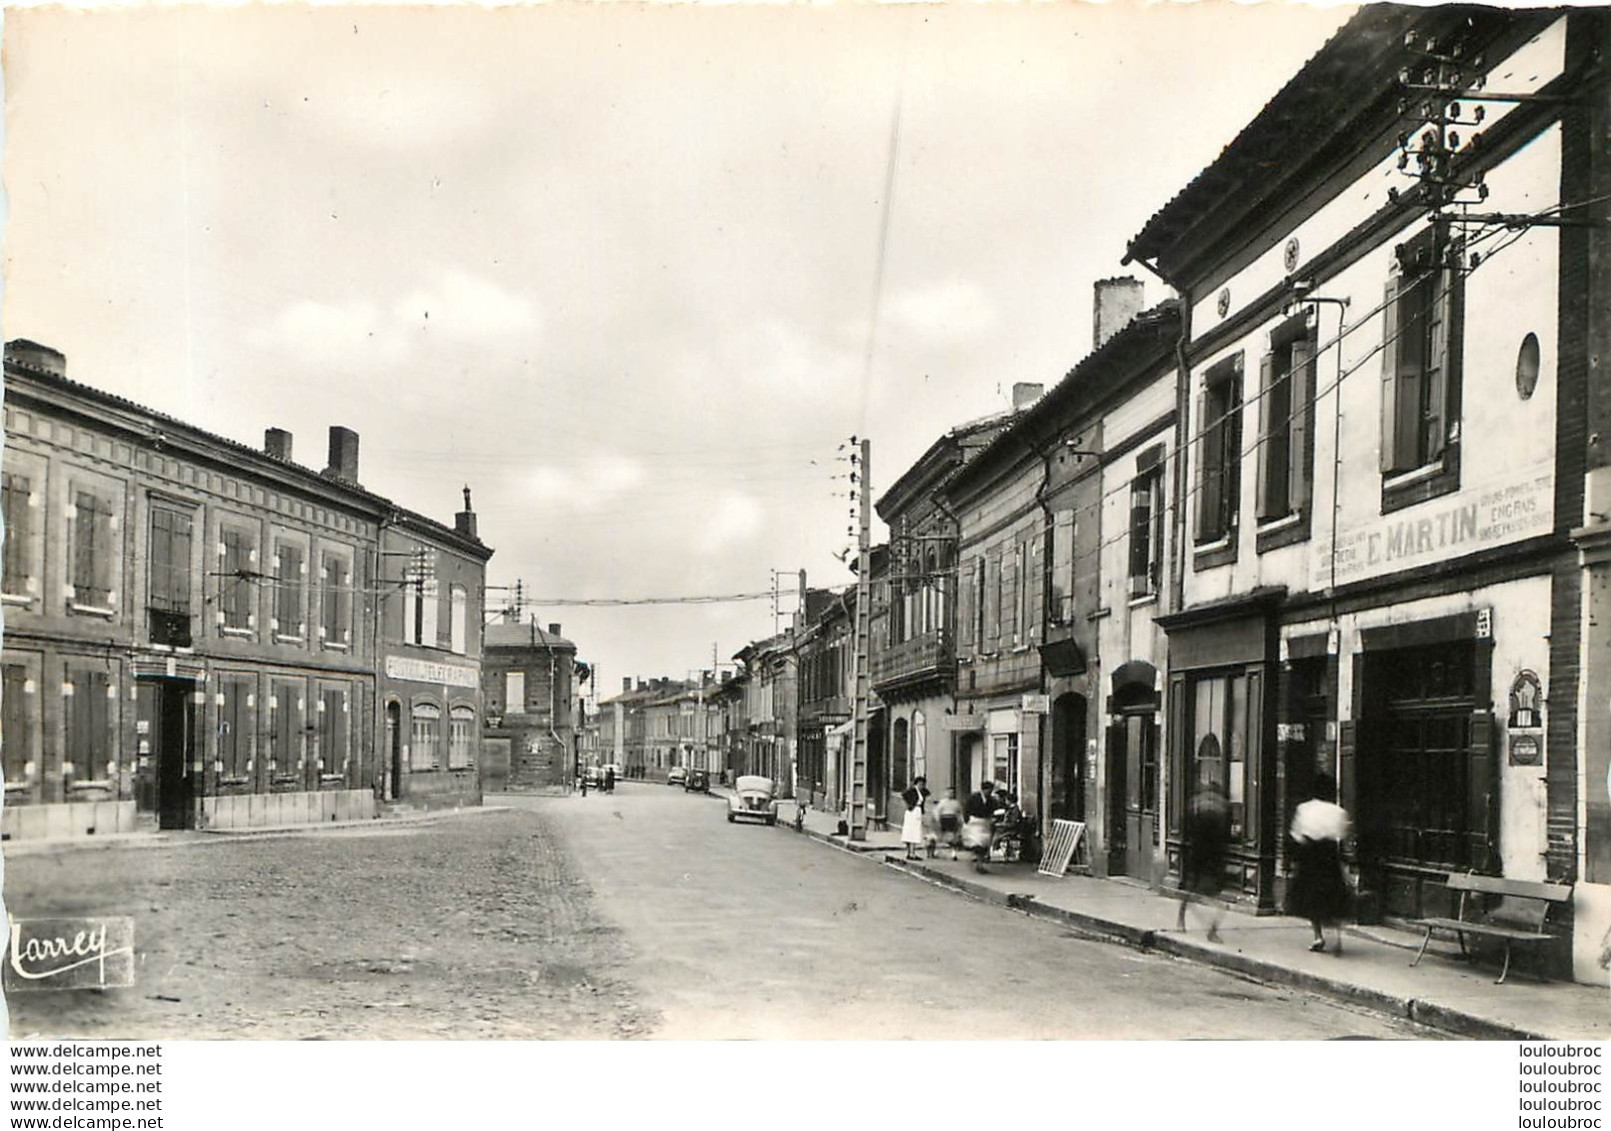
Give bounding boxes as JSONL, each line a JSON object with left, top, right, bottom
{"left": 1466, "top": 709, "right": 1497, "bottom": 872}
{"left": 1193, "top": 390, "right": 1214, "bottom": 540}
{"left": 1338, "top": 719, "right": 1357, "bottom": 820}
{"left": 1167, "top": 675, "right": 1187, "bottom": 838}
{"left": 1426, "top": 261, "right": 1453, "bottom": 462}
{"left": 1244, "top": 669, "right": 1264, "bottom": 848}
{"left": 1255, "top": 353, "right": 1279, "bottom": 521}
{"left": 1050, "top": 511, "right": 1073, "bottom": 623}
{"left": 1379, "top": 280, "right": 1403, "bottom": 473}
{"left": 1289, "top": 337, "right": 1315, "bottom": 513}
{"left": 957, "top": 558, "right": 974, "bottom": 649}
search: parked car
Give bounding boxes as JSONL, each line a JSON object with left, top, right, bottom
{"left": 684, "top": 769, "right": 710, "bottom": 793}
{"left": 667, "top": 767, "right": 688, "bottom": 787}
{"left": 727, "top": 775, "right": 778, "bottom": 826}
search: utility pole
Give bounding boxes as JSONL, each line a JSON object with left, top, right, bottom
{"left": 848, "top": 437, "right": 871, "bottom": 841}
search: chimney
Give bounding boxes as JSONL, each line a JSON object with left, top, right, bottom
{"left": 264, "top": 428, "right": 294, "bottom": 462}
{"left": 322, "top": 426, "right": 360, "bottom": 485}
{"left": 5, "top": 340, "right": 66, "bottom": 378}
{"left": 1094, "top": 276, "right": 1145, "bottom": 350}
{"left": 547, "top": 623, "right": 561, "bottom": 637}
{"left": 1012, "top": 382, "right": 1044, "bottom": 411}
{"left": 622, "top": 677, "right": 633, "bottom": 693}
{"left": 455, "top": 485, "right": 478, "bottom": 540}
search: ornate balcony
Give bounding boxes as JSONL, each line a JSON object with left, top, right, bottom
{"left": 872, "top": 630, "right": 954, "bottom": 695}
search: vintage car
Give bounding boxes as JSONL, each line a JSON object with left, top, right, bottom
{"left": 727, "top": 775, "right": 778, "bottom": 825}
{"left": 684, "top": 769, "right": 711, "bottom": 793}
{"left": 667, "top": 766, "right": 688, "bottom": 787}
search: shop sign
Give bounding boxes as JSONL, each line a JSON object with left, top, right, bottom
{"left": 1310, "top": 462, "right": 1552, "bottom": 590}
{"left": 941, "top": 714, "right": 985, "bottom": 731}
{"left": 1021, "top": 694, "right": 1050, "bottom": 714}
{"left": 384, "top": 655, "right": 478, "bottom": 689}
{"left": 1509, "top": 732, "right": 1543, "bottom": 767}
{"left": 1277, "top": 723, "right": 1306, "bottom": 743}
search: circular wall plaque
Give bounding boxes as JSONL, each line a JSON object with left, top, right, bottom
{"left": 1284, "top": 238, "right": 1301, "bottom": 272}
{"left": 1216, "top": 288, "right": 1231, "bottom": 318}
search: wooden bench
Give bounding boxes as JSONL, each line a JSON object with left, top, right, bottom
{"left": 1410, "top": 872, "right": 1572, "bottom": 985}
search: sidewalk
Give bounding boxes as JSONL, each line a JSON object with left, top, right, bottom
{"left": 768, "top": 795, "right": 1609, "bottom": 1040}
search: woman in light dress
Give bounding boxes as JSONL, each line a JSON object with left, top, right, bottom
{"left": 900, "top": 776, "right": 931, "bottom": 860}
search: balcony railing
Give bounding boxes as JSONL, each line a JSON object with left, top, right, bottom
{"left": 872, "top": 630, "right": 954, "bottom": 690}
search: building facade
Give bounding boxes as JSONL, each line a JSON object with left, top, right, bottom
{"left": 480, "top": 617, "right": 576, "bottom": 791}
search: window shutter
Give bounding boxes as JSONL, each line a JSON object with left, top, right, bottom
{"left": 1128, "top": 480, "right": 1150, "bottom": 594}
{"left": 1466, "top": 709, "right": 1497, "bottom": 873}
{"left": 1167, "top": 674, "right": 1188, "bottom": 839}
{"left": 1289, "top": 337, "right": 1315, "bottom": 513}
{"left": 1193, "top": 391, "right": 1212, "bottom": 540}
{"left": 1255, "top": 353, "right": 1279, "bottom": 521}
{"left": 1379, "top": 280, "right": 1402, "bottom": 474}
{"left": 1338, "top": 719, "right": 1357, "bottom": 821}
{"left": 1244, "top": 669, "right": 1264, "bottom": 848}
{"left": 957, "top": 560, "right": 973, "bottom": 649}
{"left": 1426, "top": 259, "right": 1455, "bottom": 462}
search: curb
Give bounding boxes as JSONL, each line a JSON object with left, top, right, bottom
{"left": 201, "top": 804, "right": 513, "bottom": 838}
{"left": 877, "top": 854, "right": 1553, "bottom": 1040}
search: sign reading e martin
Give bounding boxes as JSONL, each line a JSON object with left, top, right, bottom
{"left": 6, "top": 916, "right": 135, "bottom": 991}
{"left": 384, "top": 655, "right": 478, "bottom": 688}
{"left": 1312, "top": 463, "right": 1553, "bottom": 591}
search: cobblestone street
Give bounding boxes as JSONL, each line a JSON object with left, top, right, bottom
{"left": 4, "top": 811, "right": 654, "bottom": 1040}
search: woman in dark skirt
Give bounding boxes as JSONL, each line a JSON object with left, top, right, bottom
{"left": 1286, "top": 774, "right": 1353, "bottom": 953}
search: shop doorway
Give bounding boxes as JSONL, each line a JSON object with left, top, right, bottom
{"left": 135, "top": 678, "right": 197, "bottom": 831}
{"left": 1106, "top": 712, "right": 1159, "bottom": 878}
{"left": 1050, "top": 693, "right": 1087, "bottom": 823}
{"left": 1282, "top": 657, "right": 1332, "bottom": 859}
{"left": 386, "top": 700, "right": 403, "bottom": 801}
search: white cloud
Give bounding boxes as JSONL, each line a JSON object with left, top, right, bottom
{"left": 525, "top": 454, "right": 647, "bottom": 509}
{"left": 887, "top": 278, "right": 997, "bottom": 343}
{"left": 248, "top": 269, "right": 541, "bottom": 370}
{"left": 698, "top": 491, "right": 764, "bottom": 556}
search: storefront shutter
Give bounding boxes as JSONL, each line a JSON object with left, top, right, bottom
{"left": 1338, "top": 718, "right": 1357, "bottom": 819}
{"left": 1167, "top": 674, "right": 1187, "bottom": 839}
{"left": 1244, "top": 669, "right": 1264, "bottom": 848}
{"left": 1466, "top": 709, "right": 1497, "bottom": 872}
{"left": 1289, "top": 337, "right": 1315, "bottom": 512}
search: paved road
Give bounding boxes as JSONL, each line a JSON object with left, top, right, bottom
{"left": 513, "top": 785, "right": 1432, "bottom": 1040}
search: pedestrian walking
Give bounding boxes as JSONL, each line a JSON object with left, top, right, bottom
{"left": 1286, "top": 773, "right": 1353, "bottom": 954}
{"left": 936, "top": 788, "right": 965, "bottom": 860}
{"left": 900, "top": 777, "right": 929, "bottom": 860}
{"left": 964, "top": 780, "right": 997, "bottom": 873}
{"left": 1176, "top": 775, "right": 1231, "bottom": 942}
{"left": 604, "top": 765, "right": 616, "bottom": 793}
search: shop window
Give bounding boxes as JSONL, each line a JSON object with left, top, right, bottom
{"left": 1256, "top": 318, "right": 1317, "bottom": 528}
{"left": 1128, "top": 468, "right": 1164, "bottom": 599}
{"left": 449, "top": 706, "right": 475, "bottom": 769}
{"left": 3, "top": 663, "right": 35, "bottom": 787}
{"left": 1380, "top": 230, "right": 1464, "bottom": 513}
{"left": 411, "top": 703, "right": 441, "bottom": 770}
{"left": 1192, "top": 672, "right": 1250, "bottom": 840}
{"left": 69, "top": 489, "right": 116, "bottom": 611}
{"left": 218, "top": 528, "right": 256, "bottom": 633}
{"left": 273, "top": 542, "right": 306, "bottom": 641}
{"left": 2, "top": 472, "right": 34, "bottom": 601}
{"left": 218, "top": 676, "right": 253, "bottom": 781}
{"left": 1195, "top": 355, "right": 1242, "bottom": 549}
{"left": 148, "top": 503, "right": 194, "bottom": 647}
{"left": 64, "top": 669, "right": 113, "bottom": 782}
{"left": 991, "top": 732, "right": 1019, "bottom": 796}
{"left": 320, "top": 553, "right": 352, "bottom": 648}
{"left": 270, "top": 681, "right": 303, "bottom": 780}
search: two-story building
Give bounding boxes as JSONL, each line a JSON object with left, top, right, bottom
{"left": 1, "top": 339, "right": 492, "bottom": 837}
{"left": 479, "top": 616, "right": 576, "bottom": 791}
{"left": 795, "top": 587, "right": 855, "bottom": 811}
{"left": 1123, "top": 7, "right": 1605, "bottom": 978}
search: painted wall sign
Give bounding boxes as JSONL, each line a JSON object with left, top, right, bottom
{"left": 384, "top": 655, "right": 478, "bottom": 689}
{"left": 940, "top": 714, "right": 985, "bottom": 732}
{"left": 1508, "top": 670, "right": 1544, "bottom": 729}
{"left": 1021, "top": 694, "right": 1050, "bottom": 714}
{"left": 1311, "top": 463, "right": 1552, "bottom": 591}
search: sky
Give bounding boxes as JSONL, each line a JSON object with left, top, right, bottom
{"left": 1, "top": 1, "right": 1355, "bottom": 695}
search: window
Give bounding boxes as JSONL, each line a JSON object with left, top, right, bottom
{"left": 411, "top": 703, "right": 441, "bottom": 770}
{"left": 148, "top": 503, "right": 194, "bottom": 647}
{"left": 505, "top": 670, "right": 526, "bottom": 715}
{"left": 449, "top": 706, "right": 475, "bottom": 769}
{"left": 991, "top": 732, "right": 1018, "bottom": 796}
{"left": 1048, "top": 510, "right": 1075, "bottom": 624}
{"left": 218, "top": 528, "right": 256, "bottom": 633}
{"left": 449, "top": 586, "right": 468, "bottom": 654}
{"left": 421, "top": 579, "right": 440, "bottom": 647}
{"left": 70, "top": 490, "right": 115, "bottom": 609}
{"left": 271, "top": 680, "right": 303, "bottom": 779}
{"left": 405, "top": 574, "right": 440, "bottom": 647}
{"left": 319, "top": 687, "right": 348, "bottom": 777}
{"left": 3, "top": 472, "right": 34, "bottom": 600}
{"left": 3, "top": 663, "right": 35, "bottom": 787}
{"left": 64, "top": 669, "right": 113, "bottom": 782}
{"left": 912, "top": 710, "right": 927, "bottom": 781}
{"left": 1257, "top": 321, "right": 1317, "bottom": 525}
{"left": 971, "top": 557, "right": 986, "bottom": 649}
{"left": 1128, "top": 467, "right": 1164, "bottom": 599}
{"left": 320, "top": 553, "right": 351, "bottom": 647}
{"left": 218, "top": 676, "right": 253, "bottom": 781}
{"left": 1192, "top": 673, "right": 1250, "bottom": 841}
{"left": 274, "top": 542, "right": 306, "bottom": 640}
{"left": 1195, "top": 357, "right": 1243, "bottom": 547}
{"left": 1381, "top": 229, "right": 1463, "bottom": 483}
{"left": 1014, "top": 541, "right": 1032, "bottom": 645}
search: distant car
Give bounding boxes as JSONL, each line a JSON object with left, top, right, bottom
{"left": 684, "top": 769, "right": 710, "bottom": 793}
{"left": 667, "top": 767, "right": 688, "bottom": 787}
{"left": 584, "top": 765, "right": 602, "bottom": 786}
{"left": 727, "top": 775, "right": 778, "bottom": 826}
